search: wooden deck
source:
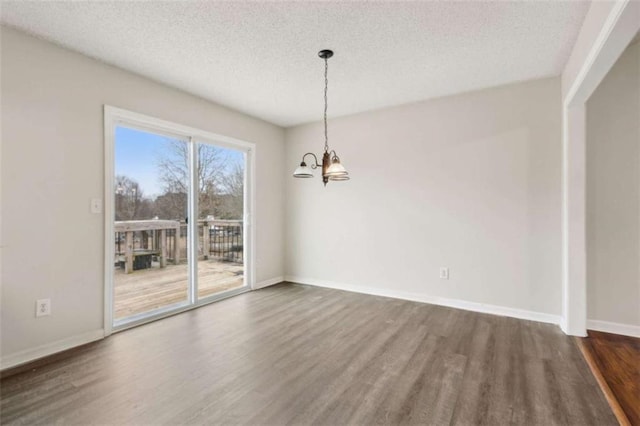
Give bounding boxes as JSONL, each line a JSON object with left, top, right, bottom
{"left": 114, "top": 260, "right": 244, "bottom": 320}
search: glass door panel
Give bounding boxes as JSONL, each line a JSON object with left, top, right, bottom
{"left": 113, "top": 126, "right": 190, "bottom": 324}
{"left": 196, "top": 142, "right": 246, "bottom": 300}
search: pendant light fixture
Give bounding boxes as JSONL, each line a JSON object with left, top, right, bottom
{"left": 293, "top": 49, "right": 349, "bottom": 186}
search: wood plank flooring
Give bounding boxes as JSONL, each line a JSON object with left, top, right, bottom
{"left": 0, "top": 283, "right": 617, "bottom": 425}
{"left": 580, "top": 330, "right": 640, "bottom": 425}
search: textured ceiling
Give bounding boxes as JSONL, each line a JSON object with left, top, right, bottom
{"left": 1, "top": 1, "right": 590, "bottom": 127}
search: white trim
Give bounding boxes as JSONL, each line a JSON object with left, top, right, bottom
{"left": 188, "top": 136, "right": 198, "bottom": 305}
{"left": 561, "top": 105, "right": 588, "bottom": 337}
{"left": 563, "top": 0, "right": 630, "bottom": 107}
{"left": 103, "top": 106, "right": 115, "bottom": 336}
{"left": 253, "top": 276, "right": 284, "bottom": 290}
{"left": 286, "top": 276, "right": 560, "bottom": 326}
{"left": 0, "top": 329, "right": 105, "bottom": 371}
{"left": 559, "top": 316, "right": 569, "bottom": 335}
{"left": 245, "top": 146, "right": 257, "bottom": 294}
{"left": 103, "top": 106, "right": 255, "bottom": 152}
{"left": 561, "top": 0, "right": 639, "bottom": 336}
{"left": 587, "top": 320, "right": 640, "bottom": 338}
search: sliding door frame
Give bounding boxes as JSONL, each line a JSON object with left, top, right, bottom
{"left": 103, "top": 105, "right": 256, "bottom": 336}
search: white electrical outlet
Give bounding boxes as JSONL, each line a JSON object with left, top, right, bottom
{"left": 36, "top": 299, "right": 51, "bottom": 317}
{"left": 439, "top": 267, "right": 449, "bottom": 280}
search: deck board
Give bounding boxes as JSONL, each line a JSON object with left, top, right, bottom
{"left": 114, "top": 261, "right": 243, "bottom": 319}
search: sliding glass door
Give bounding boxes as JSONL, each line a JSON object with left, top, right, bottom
{"left": 113, "top": 127, "right": 190, "bottom": 323}
{"left": 106, "top": 107, "right": 252, "bottom": 331}
{"left": 195, "top": 142, "right": 246, "bottom": 300}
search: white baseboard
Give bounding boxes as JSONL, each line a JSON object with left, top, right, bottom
{"left": 587, "top": 319, "right": 640, "bottom": 338}
{"left": 285, "top": 276, "right": 560, "bottom": 326}
{"left": 253, "top": 276, "right": 284, "bottom": 290}
{"left": 1, "top": 329, "right": 105, "bottom": 371}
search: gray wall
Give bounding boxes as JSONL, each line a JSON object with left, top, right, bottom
{"left": 285, "top": 77, "right": 563, "bottom": 316}
{"left": 586, "top": 40, "right": 640, "bottom": 328}
{"left": 0, "top": 27, "right": 285, "bottom": 361}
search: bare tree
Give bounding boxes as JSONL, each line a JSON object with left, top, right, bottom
{"left": 217, "top": 162, "right": 244, "bottom": 219}
{"left": 115, "top": 175, "right": 147, "bottom": 220}
{"left": 154, "top": 192, "right": 187, "bottom": 221}
{"left": 156, "top": 140, "right": 230, "bottom": 219}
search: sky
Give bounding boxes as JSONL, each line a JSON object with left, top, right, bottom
{"left": 115, "top": 126, "right": 244, "bottom": 198}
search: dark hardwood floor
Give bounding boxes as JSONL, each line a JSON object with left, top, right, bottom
{"left": 579, "top": 330, "right": 640, "bottom": 426}
{"left": 1, "top": 283, "right": 616, "bottom": 425}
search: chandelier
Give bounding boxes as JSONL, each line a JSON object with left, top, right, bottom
{"left": 293, "top": 49, "right": 349, "bottom": 186}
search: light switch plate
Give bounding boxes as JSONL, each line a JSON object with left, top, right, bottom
{"left": 439, "top": 267, "right": 449, "bottom": 280}
{"left": 91, "top": 198, "right": 102, "bottom": 214}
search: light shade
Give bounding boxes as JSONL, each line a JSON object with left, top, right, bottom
{"left": 293, "top": 162, "right": 313, "bottom": 178}
{"left": 325, "top": 158, "right": 348, "bottom": 178}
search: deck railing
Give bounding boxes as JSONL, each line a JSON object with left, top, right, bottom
{"left": 115, "top": 218, "right": 243, "bottom": 273}
{"left": 207, "top": 221, "right": 243, "bottom": 263}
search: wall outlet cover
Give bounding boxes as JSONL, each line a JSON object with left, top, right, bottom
{"left": 36, "top": 299, "right": 51, "bottom": 317}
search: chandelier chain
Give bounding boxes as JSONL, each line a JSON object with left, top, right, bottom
{"left": 324, "top": 56, "right": 329, "bottom": 153}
